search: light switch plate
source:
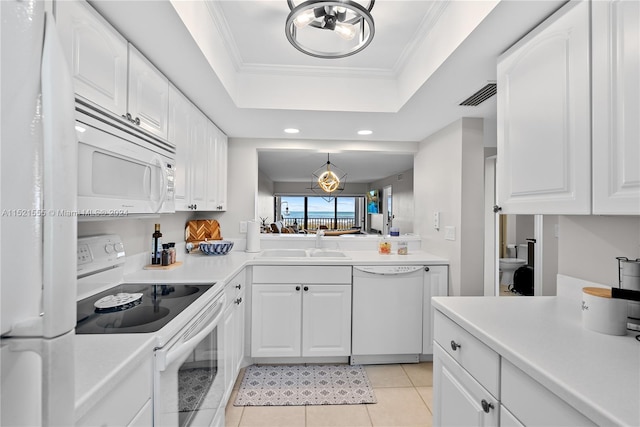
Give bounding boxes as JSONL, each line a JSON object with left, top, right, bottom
{"left": 239, "top": 221, "right": 247, "bottom": 233}
{"left": 444, "top": 226, "right": 456, "bottom": 241}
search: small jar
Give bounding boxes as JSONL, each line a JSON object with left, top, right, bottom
{"left": 397, "top": 241, "right": 408, "bottom": 255}
{"left": 161, "top": 244, "right": 170, "bottom": 266}
{"left": 378, "top": 238, "right": 391, "bottom": 255}
{"left": 168, "top": 242, "right": 176, "bottom": 264}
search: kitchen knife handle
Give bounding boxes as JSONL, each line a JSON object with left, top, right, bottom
{"left": 611, "top": 287, "right": 640, "bottom": 302}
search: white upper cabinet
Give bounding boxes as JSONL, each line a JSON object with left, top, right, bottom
{"left": 57, "top": 0, "right": 169, "bottom": 140}
{"left": 497, "top": 0, "right": 591, "bottom": 215}
{"left": 56, "top": 0, "right": 128, "bottom": 116}
{"left": 168, "top": 84, "right": 191, "bottom": 210}
{"left": 127, "top": 45, "right": 169, "bottom": 140}
{"left": 592, "top": 0, "right": 640, "bottom": 214}
{"left": 206, "top": 123, "right": 228, "bottom": 211}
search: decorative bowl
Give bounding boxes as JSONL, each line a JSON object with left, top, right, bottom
{"left": 199, "top": 241, "right": 234, "bottom": 256}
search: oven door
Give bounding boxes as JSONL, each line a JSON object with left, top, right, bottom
{"left": 154, "top": 294, "right": 226, "bottom": 427}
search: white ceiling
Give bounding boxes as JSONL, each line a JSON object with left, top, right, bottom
{"left": 89, "top": 0, "right": 565, "bottom": 183}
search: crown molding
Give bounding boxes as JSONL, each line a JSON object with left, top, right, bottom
{"left": 205, "top": 0, "right": 244, "bottom": 72}
{"left": 392, "top": 1, "right": 449, "bottom": 75}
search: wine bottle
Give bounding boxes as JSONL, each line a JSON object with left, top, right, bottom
{"left": 151, "top": 223, "right": 163, "bottom": 265}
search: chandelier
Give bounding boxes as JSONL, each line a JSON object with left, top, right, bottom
{"left": 285, "top": 0, "right": 375, "bottom": 59}
{"left": 310, "top": 154, "right": 347, "bottom": 201}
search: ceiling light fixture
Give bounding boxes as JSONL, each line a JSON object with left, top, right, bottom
{"left": 310, "top": 154, "right": 347, "bottom": 201}
{"left": 285, "top": 0, "right": 375, "bottom": 59}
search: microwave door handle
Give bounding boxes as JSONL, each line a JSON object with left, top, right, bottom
{"left": 156, "top": 297, "right": 225, "bottom": 371}
{"left": 152, "top": 156, "right": 167, "bottom": 213}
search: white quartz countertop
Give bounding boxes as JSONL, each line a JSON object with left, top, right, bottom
{"left": 432, "top": 296, "right": 640, "bottom": 426}
{"left": 123, "top": 249, "right": 448, "bottom": 284}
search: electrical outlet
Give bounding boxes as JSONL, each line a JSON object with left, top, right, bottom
{"left": 444, "top": 226, "right": 456, "bottom": 241}
{"left": 239, "top": 221, "right": 247, "bottom": 233}
{"left": 433, "top": 211, "right": 440, "bottom": 230}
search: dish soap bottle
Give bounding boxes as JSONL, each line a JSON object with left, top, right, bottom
{"left": 151, "top": 223, "right": 163, "bottom": 265}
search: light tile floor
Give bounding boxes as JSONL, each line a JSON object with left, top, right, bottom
{"left": 225, "top": 362, "right": 434, "bottom": 427}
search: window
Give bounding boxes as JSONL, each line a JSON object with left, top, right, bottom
{"left": 276, "top": 196, "right": 360, "bottom": 231}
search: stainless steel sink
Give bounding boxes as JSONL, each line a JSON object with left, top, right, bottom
{"left": 257, "top": 249, "right": 308, "bottom": 258}
{"left": 256, "top": 249, "right": 349, "bottom": 259}
{"left": 307, "top": 250, "right": 349, "bottom": 258}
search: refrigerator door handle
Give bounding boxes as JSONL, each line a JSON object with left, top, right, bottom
{"left": 40, "top": 11, "right": 78, "bottom": 338}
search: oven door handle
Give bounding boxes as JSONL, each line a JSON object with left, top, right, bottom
{"left": 156, "top": 295, "right": 225, "bottom": 371}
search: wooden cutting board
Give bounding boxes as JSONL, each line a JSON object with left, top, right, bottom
{"left": 185, "top": 219, "right": 222, "bottom": 243}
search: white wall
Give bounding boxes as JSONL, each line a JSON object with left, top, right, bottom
{"left": 257, "top": 170, "right": 274, "bottom": 223}
{"left": 414, "top": 118, "right": 485, "bottom": 296}
{"left": 558, "top": 216, "right": 640, "bottom": 286}
{"left": 77, "top": 211, "right": 199, "bottom": 258}
{"left": 370, "top": 169, "right": 414, "bottom": 235}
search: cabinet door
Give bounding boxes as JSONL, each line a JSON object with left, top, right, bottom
{"left": 302, "top": 285, "right": 351, "bottom": 357}
{"left": 433, "top": 344, "right": 498, "bottom": 427}
{"left": 214, "top": 131, "right": 228, "bottom": 211}
{"left": 423, "top": 266, "right": 448, "bottom": 355}
{"left": 251, "top": 284, "right": 302, "bottom": 358}
{"left": 592, "top": 0, "right": 640, "bottom": 214}
{"left": 205, "top": 121, "right": 219, "bottom": 211}
{"left": 127, "top": 45, "right": 169, "bottom": 139}
{"left": 168, "top": 85, "right": 192, "bottom": 210}
{"left": 497, "top": 1, "right": 591, "bottom": 214}
{"left": 234, "top": 290, "right": 246, "bottom": 373}
{"left": 56, "top": 0, "right": 128, "bottom": 116}
{"left": 189, "top": 109, "right": 208, "bottom": 210}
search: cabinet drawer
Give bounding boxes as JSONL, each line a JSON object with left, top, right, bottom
{"left": 76, "top": 358, "right": 152, "bottom": 426}
{"left": 253, "top": 266, "right": 351, "bottom": 284}
{"left": 224, "top": 271, "right": 245, "bottom": 307}
{"left": 433, "top": 311, "right": 499, "bottom": 397}
{"left": 502, "top": 359, "right": 597, "bottom": 426}
{"left": 500, "top": 404, "right": 524, "bottom": 427}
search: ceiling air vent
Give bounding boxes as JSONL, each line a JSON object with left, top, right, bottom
{"left": 459, "top": 83, "right": 497, "bottom": 106}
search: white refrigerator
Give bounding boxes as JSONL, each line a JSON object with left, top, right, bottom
{"left": 1, "top": 1, "right": 78, "bottom": 425}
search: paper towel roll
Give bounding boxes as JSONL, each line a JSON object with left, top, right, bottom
{"left": 246, "top": 220, "right": 260, "bottom": 253}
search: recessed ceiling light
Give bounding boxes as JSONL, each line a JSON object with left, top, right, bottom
{"left": 284, "top": 128, "right": 300, "bottom": 134}
{"left": 357, "top": 130, "right": 373, "bottom": 135}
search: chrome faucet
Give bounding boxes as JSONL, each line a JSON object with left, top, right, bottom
{"left": 316, "top": 229, "right": 325, "bottom": 248}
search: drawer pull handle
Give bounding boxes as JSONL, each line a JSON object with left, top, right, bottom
{"left": 235, "top": 284, "right": 242, "bottom": 289}
{"left": 450, "top": 340, "right": 461, "bottom": 351}
{"left": 295, "top": 286, "right": 301, "bottom": 291}
{"left": 235, "top": 297, "right": 242, "bottom": 305}
{"left": 481, "top": 399, "right": 494, "bottom": 413}
{"left": 303, "top": 286, "right": 309, "bottom": 291}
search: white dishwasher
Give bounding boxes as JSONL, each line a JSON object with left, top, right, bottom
{"left": 351, "top": 265, "right": 425, "bottom": 365}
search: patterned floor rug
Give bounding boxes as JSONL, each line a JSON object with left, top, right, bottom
{"left": 234, "top": 364, "right": 377, "bottom": 406}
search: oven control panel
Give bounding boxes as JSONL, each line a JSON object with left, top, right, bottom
{"left": 77, "top": 234, "right": 125, "bottom": 275}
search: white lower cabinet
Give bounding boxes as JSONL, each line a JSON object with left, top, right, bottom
{"left": 422, "top": 265, "right": 448, "bottom": 355}
{"left": 223, "top": 270, "right": 246, "bottom": 398}
{"left": 499, "top": 405, "right": 524, "bottom": 427}
{"left": 251, "top": 266, "right": 351, "bottom": 358}
{"left": 76, "top": 357, "right": 152, "bottom": 426}
{"left": 434, "top": 309, "right": 600, "bottom": 426}
{"left": 501, "top": 359, "right": 596, "bottom": 427}
{"left": 433, "top": 344, "right": 498, "bottom": 427}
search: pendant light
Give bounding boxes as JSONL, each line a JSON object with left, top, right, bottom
{"left": 310, "top": 154, "right": 347, "bottom": 202}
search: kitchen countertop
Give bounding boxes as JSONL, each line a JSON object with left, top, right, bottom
{"left": 75, "top": 248, "right": 448, "bottom": 418}
{"left": 432, "top": 295, "right": 640, "bottom": 426}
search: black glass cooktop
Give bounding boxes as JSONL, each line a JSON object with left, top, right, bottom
{"left": 76, "top": 283, "right": 213, "bottom": 334}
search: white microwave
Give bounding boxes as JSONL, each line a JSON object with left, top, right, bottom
{"left": 75, "top": 101, "right": 175, "bottom": 215}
